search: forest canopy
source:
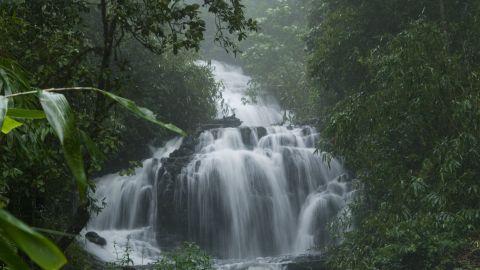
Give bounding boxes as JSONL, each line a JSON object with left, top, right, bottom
{"left": 0, "top": 0, "right": 255, "bottom": 268}
{"left": 240, "top": 0, "right": 480, "bottom": 269}
{"left": 1, "top": 0, "right": 479, "bottom": 269}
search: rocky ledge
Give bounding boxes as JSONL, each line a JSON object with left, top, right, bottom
{"left": 154, "top": 115, "right": 269, "bottom": 245}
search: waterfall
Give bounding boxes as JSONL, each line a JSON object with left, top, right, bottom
{"left": 84, "top": 138, "right": 183, "bottom": 264}
{"left": 84, "top": 60, "right": 351, "bottom": 267}
{"left": 178, "top": 125, "right": 344, "bottom": 258}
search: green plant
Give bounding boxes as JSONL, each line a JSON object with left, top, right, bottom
{"left": 0, "top": 57, "right": 185, "bottom": 269}
{"left": 302, "top": 1, "right": 480, "bottom": 269}
{"left": 154, "top": 242, "right": 213, "bottom": 270}
{"left": 107, "top": 238, "right": 134, "bottom": 268}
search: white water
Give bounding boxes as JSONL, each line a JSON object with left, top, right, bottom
{"left": 210, "top": 61, "right": 283, "bottom": 126}
{"left": 82, "top": 138, "right": 183, "bottom": 265}
{"left": 83, "top": 61, "right": 351, "bottom": 268}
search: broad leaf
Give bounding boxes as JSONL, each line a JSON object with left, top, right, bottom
{"left": 38, "top": 91, "right": 88, "bottom": 201}
{"left": 80, "top": 130, "right": 106, "bottom": 162}
{"left": 0, "top": 69, "right": 13, "bottom": 96}
{"left": 7, "top": 108, "right": 46, "bottom": 119}
{"left": 1, "top": 116, "right": 23, "bottom": 134}
{"left": 0, "top": 57, "right": 30, "bottom": 93}
{"left": 0, "top": 96, "right": 6, "bottom": 130}
{"left": 95, "top": 89, "right": 187, "bottom": 136}
{"left": 0, "top": 234, "right": 30, "bottom": 270}
{"left": 0, "top": 209, "right": 66, "bottom": 269}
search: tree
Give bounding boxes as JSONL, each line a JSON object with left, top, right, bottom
{"left": 0, "top": 57, "right": 185, "bottom": 269}
{"left": 0, "top": 0, "right": 256, "bottom": 257}
{"left": 303, "top": 0, "right": 480, "bottom": 268}
{"left": 240, "top": 0, "right": 309, "bottom": 119}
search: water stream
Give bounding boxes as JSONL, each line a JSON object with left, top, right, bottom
{"left": 83, "top": 61, "right": 352, "bottom": 269}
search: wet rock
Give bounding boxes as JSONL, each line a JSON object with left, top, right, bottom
{"left": 196, "top": 115, "right": 242, "bottom": 134}
{"left": 238, "top": 127, "right": 269, "bottom": 147}
{"left": 256, "top": 126, "right": 267, "bottom": 139}
{"left": 239, "top": 127, "right": 253, "bottom": 146}
{"left": 301, "top": 126, "right": 313, "bottom": 136}
{"left": 335, "top": 173, "right": 351, "bottom": 183}
{"left": 85, "top": 231, "right": 107, "bottom": 246}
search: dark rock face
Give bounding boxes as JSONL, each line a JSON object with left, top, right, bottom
{"left": 85, "top": 231, "right": 107, "bottom": 246}
{"left": 153, "top": 115, "right": 343, "bottom": 257}
{"left": 154, "top": 115, "right": 244, "bottom": 247}
{"left": 239, "top": 126, "right": 267, "bottom": 147}
{"left": 195, "top": 115, "right": 242, "bottom": 132}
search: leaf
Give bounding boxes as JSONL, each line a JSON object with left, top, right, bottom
{"left": 38, "top": 91, "right": 88, "bottom": 201}
{"left": 94, "top": 89, "right": 187, "bottom": 136}
{"left": 7, "top": 108, "right": 46, "bottom": 119}
{"left": 0, "top": 209, "right": 66, "bottom": 269}
{"left": 0, "top": 96, "right": 7, "bottom": 130}
{"left": 0, "top": 69, "right": 13, "bottom": 96}
{"left": 79, "top": 130, "right": 105, "bottom": 161}
{"left": 1, "top": 116, "right": 23, "bottom": 134}
{"left": 0, "top": 57, "right": 31, "bottom": 93}
{"left": 0, "top": 234, "right": 31, "bottom": 270}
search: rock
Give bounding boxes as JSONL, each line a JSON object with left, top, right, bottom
{"left": 85, "top": 231, "right": 107, "bottom": 246}
{"left": 195, "top": 115, "right": 242, "bottom": 134}
{"left": 239, "top": 127, "right": 253, "bottom": 146}
{"left": 335, "top": 173, "right": 351, "bottom": 183}
{"left": 256, "top": 126, "right": 267, "bottom": 139}
{"left": 238, "top": 127, "right": 268, "bottom": 147}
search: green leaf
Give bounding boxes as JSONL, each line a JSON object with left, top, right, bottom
{"left": 38, "top": 91, "right": 88, "bottom": 201}
{"left": 0, "top": 95, "right": 7, "bottom": 130}
{"left": 94, "top": 89, "right": 187, "bottom": 136}
{"left": 7, "top": 108, "right": 46, "bottom": 119}
{"left": 0, "top": 57, "right": 31, "bottom": 93}
{"left": 0, "top": 209, "right": 66, "bottom": 269}
{"left": 0, "top": 234, "right": 31, "bottom": 270}
{"left": 1, "top": 116, "right": 23, "bottom": 134}
{"left": 79, "top": 130, "right": 106, "bottom": 161}
{"left": 0, "top": 69, "right": 13, "bottom": 96}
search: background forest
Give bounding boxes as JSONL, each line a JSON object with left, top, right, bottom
{"left": 239, "top": 0, "right": 480, "bottom": 269}
{"left": 0, "top": 0, "right": 254, "bottom": 268}
{"left": 1, "top": 0, "right": 479, "bottom": 269}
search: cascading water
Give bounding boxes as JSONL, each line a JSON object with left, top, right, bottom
{"left": 83, "top": 138, "right": 183, "bottom": 264}
{"left": 178, "top": 125, "right": 344, "bottom": 259}
{"left": 83, "top": 60, "right": 352, "bottom": 268}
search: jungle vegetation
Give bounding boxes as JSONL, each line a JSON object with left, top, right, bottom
{"left": 240, "top": 0, "right": 480, "bottom": 269}
{"left": 0, "top": 0, "right": 254, "bottom": 268}
{"left": 1, "top": 0, "right": 479, "bottom": 269}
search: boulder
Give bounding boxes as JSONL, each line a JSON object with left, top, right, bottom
{"left": 85, "top": 231, "right": 107, "bottom": 246}
{"left": 195, "top": 115, "right": 242, "bottom": 134}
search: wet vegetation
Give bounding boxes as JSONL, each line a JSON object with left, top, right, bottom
{"left": 1, "top": 0, "right": 479, "bottom": 269}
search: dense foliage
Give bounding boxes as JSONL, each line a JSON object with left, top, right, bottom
{"left": 0, "top": 0, "right": 255, "bottom": 268}
{"left": 307, "top": 1, "right": 480, "bottom": 269}
{"left": 2, "top": 0, "right": 479, "bottom": 269}
{"left": 239, "top": 0, "right": 310, "bottom": 119}
{"left": 238, "top": 0, "right": 480, "bottom": 268}
{"left": 154, "top": 242, "right": 213, "bottom": 270}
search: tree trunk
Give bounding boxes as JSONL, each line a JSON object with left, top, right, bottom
{"left": 56, "top": 205, "right": 90, "bottom": 251}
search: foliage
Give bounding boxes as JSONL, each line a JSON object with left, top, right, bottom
{"left": 299, "top": 0, "right": 480, "bottom": 269}
{"left": 120, "top": 44, "right": 221, "bottom": 132}
{"left": 0, "top": 1, "right": 254, "bottom": 268}
{"left": 154, "top": 242, "right": 213, "bottom": 270}
{"left": 0, "top": 209, "right": 66, "bottom": 269}
{"left": 0, "top": 57, "right": 186, "bottom": 269}
{"left": 240, "top": 0, "right": 310, "bottom": 120}
{"left": 105, "top": 239, "right": 135, "bottom": 268}
{"left": 103, "top": 45, "right": 222, "bottom": 172}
